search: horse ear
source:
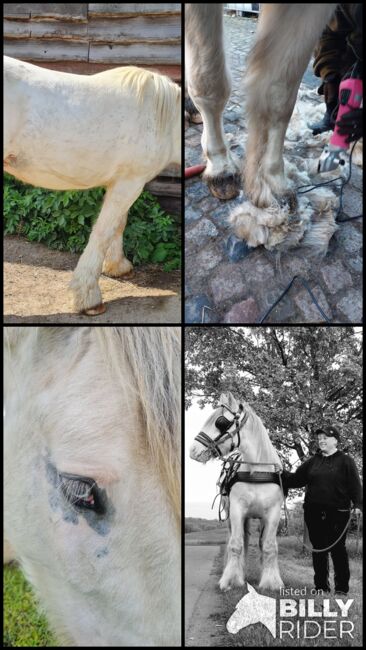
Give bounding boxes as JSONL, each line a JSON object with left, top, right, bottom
{"left": 246, "top": 582, "right": 256, "bottom": 594}
{"left": 220, "top": 392, "right": 239, "bottom": 411}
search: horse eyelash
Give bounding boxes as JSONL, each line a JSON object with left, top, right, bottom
{"left": 59, "top": 476, "right": 96, "bottom": 509}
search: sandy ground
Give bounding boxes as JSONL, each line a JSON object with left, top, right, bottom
{"left": 4, "top": 236, "right": 181, "bottom": 323}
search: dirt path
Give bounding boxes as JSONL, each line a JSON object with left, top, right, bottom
{"left": 4, "top": 236, "right": 181, "bottom": 323}
{"left": 185, "top": 545, "right": 232, "bottom": 647}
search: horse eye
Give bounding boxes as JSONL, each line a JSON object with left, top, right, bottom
{"left": 59, "top": 473, "right": 104, "bottom": 514}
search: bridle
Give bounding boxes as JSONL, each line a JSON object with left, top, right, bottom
{"left": 194, "top": 403, "right": 249, "bottom": 458}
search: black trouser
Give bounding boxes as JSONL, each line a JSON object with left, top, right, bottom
{"left": 304, "top": 503, "right": 350, "bottom": 593}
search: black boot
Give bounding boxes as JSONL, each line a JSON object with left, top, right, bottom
{"left": 310, "top": 100, "right": 338, "bottom": 136}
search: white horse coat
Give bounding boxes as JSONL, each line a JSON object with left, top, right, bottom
{"left": 4, "top": 326, "right": 181, "bottom": 646}
{"left": 4, "top": 57, "right": 181, "bottom": 313}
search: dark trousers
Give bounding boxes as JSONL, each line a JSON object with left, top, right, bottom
{"left": 304, "top": 504, "right": 350, "bottom": 593}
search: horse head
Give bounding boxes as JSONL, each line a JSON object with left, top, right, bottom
{"left": 190, "top": 391, "right": 247, "bottom": 462}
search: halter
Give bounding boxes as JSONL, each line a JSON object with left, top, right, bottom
{"left": 194, "top": 403, "right": 248, "bottom": 458}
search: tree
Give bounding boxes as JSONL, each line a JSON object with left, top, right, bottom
{"left": 185, "top": 327, "right": 362, "bottom": 472}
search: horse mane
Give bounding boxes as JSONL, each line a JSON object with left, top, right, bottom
{"left": 97, "top": 65, "right": 181, "bottom": 133}
{"left": 243, "top": 402, "right": 282, "bottom": 469}
{"left": 95, "top": 327, "right": 181, "bottom": 528}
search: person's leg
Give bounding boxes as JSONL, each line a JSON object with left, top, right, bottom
{"left": 329, "top": 510, "right": 350, "bottom": 593}
{"left": 304, "top": 505, "right": 330, "bottom": 592}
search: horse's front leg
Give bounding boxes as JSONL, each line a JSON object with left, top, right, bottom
{"left": 219, "top": 501, "right": 245, "bottom": 591}
{"left": 185, "top": 4, "right": 240, "bottom": 199}
{"left": 70, "top": 178, "right": 144, "bottom": 314}
{"left": 244, "top": 4, "right": 337, "bottom": 209}
{"left": 258, "top": 509, "right": 283, "bottom": 591}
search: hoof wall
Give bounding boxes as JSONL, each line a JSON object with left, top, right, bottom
{"left": 207, "top": 173, "right": 241, "bottom": 200}
{"left": 82, "top": 303, "right": 106, "bottom": 316}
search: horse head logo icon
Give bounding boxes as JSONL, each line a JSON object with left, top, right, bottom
{"left": 227, "top": 583, "right": 276, "bottom": 637}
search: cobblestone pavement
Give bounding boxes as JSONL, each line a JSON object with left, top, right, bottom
{"left": 185, "top": 15, "right": 363, "bottom": 324}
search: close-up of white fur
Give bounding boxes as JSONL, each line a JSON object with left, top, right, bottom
{"left": 4, "top": 327, "right": 181, "bottom": 646}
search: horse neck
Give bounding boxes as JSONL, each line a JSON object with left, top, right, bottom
{"left": 237, "top": 414, "right": 281, "bottom": 471}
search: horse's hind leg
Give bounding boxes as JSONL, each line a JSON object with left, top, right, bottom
{"left": 244, "top": 3, "right": 337, "bottom": 209}
{"left": 185, "top": 4, "right": 240, "bottom": 199}
{"left": 102, "top": 224, "right": 133, "bottom": 278}
{"left": 70, "top": 178, "right": 144, "bottom": 314}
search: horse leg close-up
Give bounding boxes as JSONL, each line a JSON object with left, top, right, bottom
{"left": 219, "top": 501, "right": 245, "bottom": 591}
{"left": 185, "top": 4, "right": 241, "bottom": 199}
{"left": 102, "top": 222, "right": 133, "bottom": 279}
{"left": 245, "top": 4, "right": 338, "bottom": 208}
{"left": 258, "top": 512, "right": 284, "bottom": 591}
{"left": 70, "top": 179, "right": 144, "bottom": 315}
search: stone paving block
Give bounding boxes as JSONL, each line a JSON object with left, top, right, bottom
{"left": 341, "top": 187, "right": 363, "bottom": 218}
{"left": 185, "top": 218, "right": 219, "bottom": 249}
{"left": 223, "top": 297, "right": 260, "bottom": 323}
{"left": 185, "top": 181, "right": 210, "bottom": 203}
{"left": 334, "top": 223, "right": 363, "bottom": 254}
{"left": 237, "top": 253, "right": 277, "bottom": 293}
{"left": 185, "top": 295, "right": 218, "bottom": 324}
{"left": 337, "top": 290, "right": 362, "bottom": 323}
{"left": 344, "top": 254, "right": 362, "bottom": 274}
{"left": 294, "top": 285, "right": 332, "bottom": 323}
{"left": 320, "top": 261, "right": 353, "bottom": 294}
{"left": 194, "top": 245, "right": 222, "bottom": 274}
{"left": 224, "top": 234, "right": 251, "bottom": 262}
{"left": 209, "top": 264, "right": 247, "bottom": 307}
{"left": 185, "top": 205, "right": 203, "bottom": 224}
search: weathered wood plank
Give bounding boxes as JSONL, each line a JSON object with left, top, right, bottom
{"left": 30, "top": 4, "right": 87, "bottom": 21}
{"left": 4, "top": 19, "right": 88, "bottom": 40}
{"left": 146, "top": 179, "right": 181, "bottom": 197}
{"left": 88, "top": 4, "right": 181, "bottom": 17}
{"left": 4, "top": 16, "right": 180, "bottom": 44}
{"left": 4, "top": 4, "right": 31, "bottom": 19}
{"left": 3, "top": 20, "right": 31, "bottom": 38}
{"left": 4, "top": 39, "right": 89, "bottom": 61}
{"left": 90, "top": 42, "right": 181, "bottom": 64}
{"left": 88, "top": 15, "right": 181, "bottom": 43}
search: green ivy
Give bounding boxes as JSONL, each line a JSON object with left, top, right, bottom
{"left": 3, "top": 174, "right": 181, "bottom": 271}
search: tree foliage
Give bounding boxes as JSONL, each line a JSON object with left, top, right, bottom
{"left": 185, "top": 327, "right": 362, "bottom": 471}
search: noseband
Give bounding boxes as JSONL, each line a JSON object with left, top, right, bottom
{"left": 195, "top": 404, "right": 248, "bottom": 458}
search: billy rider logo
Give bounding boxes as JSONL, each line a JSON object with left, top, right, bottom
{"left": 227, "top": 584, "right": 354, "bottom": 639}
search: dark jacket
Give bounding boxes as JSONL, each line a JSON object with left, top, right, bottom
{"left": 282, "top": 450, "right": 363, "bottom": 510}
{"left": 313, "top": 4, "right": 363, "bottom": 81}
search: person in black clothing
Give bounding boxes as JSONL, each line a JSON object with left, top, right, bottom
{"left": 282, "top": 426, "right": 362, "bottom": 595}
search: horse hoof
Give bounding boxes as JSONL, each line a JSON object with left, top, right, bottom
{"left": 82, "top": 303, "right": 106, "bottom": 316}
{"left": 207, "top": 172, "right": 241, "bottom": 200}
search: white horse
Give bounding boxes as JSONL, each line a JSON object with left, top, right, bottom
{"left": 185, "top": 4, "right": 338, "bottom": 250}
{"left": 190, "top": 392, "right": 284, "bottom": 591}
{"left": 4, "top": 56, "right": 181, "bottom": 314}
{"left": 4, "top": 326, "right": 181, "bottom": 646}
